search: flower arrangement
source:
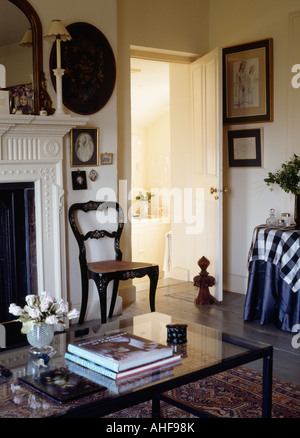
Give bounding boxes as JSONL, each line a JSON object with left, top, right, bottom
{"left": 12, "top": 86, "right": 34, "bottom": 98}
{"left": 9, "top": 292, "right": 79, "bottom": 334}
{"left": 264, "top": 154, "right": 300, "bottom": 195}
{"left": 135, "top": 191, "right": 154, "bottom": 202}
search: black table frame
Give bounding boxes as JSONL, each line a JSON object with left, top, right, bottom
{"left": 59, "top": 333, "right": 273, "bottom": 419}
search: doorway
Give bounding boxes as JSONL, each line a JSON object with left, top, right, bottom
{"left": 129, "top": 48, "right": 223, "bottom": 300}
{"left": 130, "top": 57, "right": 171, "bottom": 281}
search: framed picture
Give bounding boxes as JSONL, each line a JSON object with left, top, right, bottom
{"left": 223, "top": 39, "right": 273, "bottom": 123}
{"left": 100, "top": 153, "right": 113, "bottom": 165}
{"left": 227, "top": 128, "right": 262, "bottom": 167}
{"left": 9, "top": 85, "right": 34, "bottom": 115}
{"left": 72, "top": 170, "right": 87, "bottom": 190}
{"left": 71, "top": 128, "right": 99, "bottom": 167}
{"left": 49, "top": 22, "right": 116, "bottom": 115}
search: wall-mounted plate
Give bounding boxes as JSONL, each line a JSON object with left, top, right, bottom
{"left": 50, "top": 22, "right": 116, "bottom": 115}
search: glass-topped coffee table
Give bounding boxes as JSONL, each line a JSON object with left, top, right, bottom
{"left": 0, "top": 312, "right": 273, "bottom": 418}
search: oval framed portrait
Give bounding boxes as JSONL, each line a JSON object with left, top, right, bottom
{"left": 50, "top": 22, "right": 116, "bottom": 115}
{"left": 71, "top": 128, "right": 99, "bottom": 166}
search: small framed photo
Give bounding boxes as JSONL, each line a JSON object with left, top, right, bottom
{"left": 10, "top": 86, "right": 34, "bottom": 115}
{"left": 227, "top": 128, "right": 262, "bottom": 167}
{"left": 100, "top": 152, "right": 113, "bottom": 165}
{"left": 72, "top": 170, "right": 87, "bottom": 190}
{"left": 71, "top": 128, "right": 99, "bottom": 166}
{"left": 223, "top": 39, "right": 273, "bottom": 123}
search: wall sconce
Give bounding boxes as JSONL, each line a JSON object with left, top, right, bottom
{"left": 44, "top": 20, "right": 71, "bottom": 115}
{"left": 20, "top": 29, "right": 32, "bottom": 47}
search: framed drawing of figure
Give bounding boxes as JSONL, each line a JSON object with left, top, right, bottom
{"left": 223, "top": 39, "right": 273, "bottom": 124}
{"left": 71, "top": 128, "right": 99, "bottom": 166}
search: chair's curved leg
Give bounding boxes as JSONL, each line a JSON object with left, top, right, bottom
{"left": 148, "top": 266, "right": 159, "bottom": 312}
{"left": 109, "top": 279, "right": 119, "bottom": 318}
{"left": 92, "top": 273, "right": 110, "bottom": 324}
{"left": 79, "top": 261, "right": 89, "bottom": 325}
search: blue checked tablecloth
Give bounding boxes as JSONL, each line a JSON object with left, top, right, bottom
{"left": 248, "top": 226, "right": 300, "bottom": 293}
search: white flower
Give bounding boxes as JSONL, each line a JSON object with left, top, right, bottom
{"left": 8, "top": 303, "right": 23, "bottom": 316}
{"left": 45, "top": 315, "right": 58, "bottom": 325}
{"left": 40, "top": 295, "right": 53, "bottom": 312}
{"left": 67, "top": 308, "right": 80, "bottom": 320}
{"left": 25, "top": 295, "right": 37, "bottom": 307}
{"left": 8, "top": 292, "right": 78, "bottom": 329}
{"left": 58, "top": 302, "right": 69, "bottom": 314}
{"left": 28, "top": 308, "right": 40, "bottom": 319}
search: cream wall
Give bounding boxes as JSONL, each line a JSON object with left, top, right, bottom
{"left": 24, "top": 0, "right": 300, "bottom": 316}
{"left": 131, "top": 111, "right": 171, "bottom": 213}
{"left": 29, "top": 0, "right": 118, "bottom": 318}
{"left": 145, "top": 111, "right": 171, "bottom": 200}
{"left": 209, "top": 0, "right": 300, "bottom": 293}
{"left": 27, "top": 0, "right": 208, "bottom": 316}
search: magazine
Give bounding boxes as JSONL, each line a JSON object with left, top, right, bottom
{"left": 67, "top": 331, "right": 174, "bottom": 372}
{"left": 18, "top": 367, "right": 106, "bottom": 403}
{"left": 66, "top": 360, "right": 177, "bottom": 395}
{"left": 64, "top": 350, "right": 181, "bottom": 380}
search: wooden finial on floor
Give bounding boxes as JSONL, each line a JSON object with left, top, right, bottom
{"left": 193, "top": 256, "right": 215, "bottom": 305}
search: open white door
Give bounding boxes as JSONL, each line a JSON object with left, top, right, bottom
{"left": 169, "top": 47, "right": 223, "bottom": 301}
{"left": 190, "top": 47, "right": 223, "bottom": 301}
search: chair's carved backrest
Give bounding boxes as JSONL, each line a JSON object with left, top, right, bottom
{"left": 68, "top": 201, "right": 124, "bottom": 264}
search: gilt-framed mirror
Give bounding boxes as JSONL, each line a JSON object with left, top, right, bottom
{"left": 3, "top": 0, "right": 43, "bottom": 114}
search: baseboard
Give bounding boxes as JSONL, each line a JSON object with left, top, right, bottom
{"left": 167, "top": 266, "right": 190, "bottom": 281}
{"left": 117, "top": 283, "right": 136, "bottom": 305}
{"left": 223, "top": 273, "right": 248, "bottom": 295}
{"left": 82, "top": 296, "right": 123, "bottom": 322}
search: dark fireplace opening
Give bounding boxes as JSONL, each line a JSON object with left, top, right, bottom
{"left": 0, "top": 182, "right": 37, "bottom": 323}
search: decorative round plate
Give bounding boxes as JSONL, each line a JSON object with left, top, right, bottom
{"left": 50, "top": 22, "right": 116, "bottom": 115}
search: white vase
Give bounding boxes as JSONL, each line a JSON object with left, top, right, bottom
{"left": 26, "top": 323, "right": 54, "bottom": 355}
{"left": 139, "top": 201, "right": 149, "bottom": 217}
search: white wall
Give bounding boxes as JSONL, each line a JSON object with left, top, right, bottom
{"left": 30, "top": 0, "right": 118, "bottom": 318}
{"left": 209, "top": 0, "right": 300, "bottom": 293}
{"left": 26, "top": 0, "right": 300, "bottom": 314}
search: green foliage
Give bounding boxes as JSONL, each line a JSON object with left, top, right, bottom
{"left": 264, "top": 154, "right": 300, "bottom": 195}
{"left": 135, "top": 191, "right": 154, "bottom": 202}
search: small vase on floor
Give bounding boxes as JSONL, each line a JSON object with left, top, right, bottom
{"left": 26, "top": 323, "right": 54, "bottom": 355}
{"left": 295, "top": 194, "right": 300, "bottom": 228}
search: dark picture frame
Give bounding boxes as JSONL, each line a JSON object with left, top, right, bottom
{"left": 227, "top": 128, "right": 262, "bottom": 167}
{"left": 71, "top": 128, "right": 99, "bottom": 167}
{"left": 49, "top": 22, "right": 116, "bottom": 115}
{"left": 72, "top": 170, "right": 87, "bottom": 190}
{"left": 223, "top": 39, "right": 273, "bottom": 124}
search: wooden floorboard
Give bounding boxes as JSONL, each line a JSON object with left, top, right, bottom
{"left": 120, "top": 279, "right": 300, "bottom": 386}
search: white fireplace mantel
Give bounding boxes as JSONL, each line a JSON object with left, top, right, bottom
{"left": 0, "top": 114, "right": 87, "bottom": 303}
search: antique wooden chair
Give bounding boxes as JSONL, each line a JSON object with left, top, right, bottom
{"left": 68, "top": 201, "right": 159, "bottom": 324}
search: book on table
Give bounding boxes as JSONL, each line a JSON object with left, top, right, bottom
{"left": 64, "top": 350, "right": 181, "bottom": 380}
{"left": 67, "top": 331, "right": 179, "bottom": 373}
{"left": 65, "top": 359, "right": 176, "bottom": 394}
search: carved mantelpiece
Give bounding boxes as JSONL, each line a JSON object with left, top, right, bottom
{"left": 0, "top": 115, "right": 86, "bottom": 303}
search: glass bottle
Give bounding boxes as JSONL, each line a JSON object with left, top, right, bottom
{"left": 281, "top": 213, "right": 291, "bottom": 227}
{"left": 266, "top": 208, "right": 277, "bottom": 226}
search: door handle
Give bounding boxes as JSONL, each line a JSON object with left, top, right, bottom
{"left": 210, "top": 187, "right": 229, "bottom": 195}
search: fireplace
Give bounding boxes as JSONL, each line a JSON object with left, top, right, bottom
{"left": 0, "top": 182, "right": 37, "bottom": 322}
{"left": 0, "top": 114, "right": 86, "bottom": 325}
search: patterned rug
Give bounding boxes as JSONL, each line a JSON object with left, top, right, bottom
{"left": 105, "top": 366, "right": 300, "bottom": 418}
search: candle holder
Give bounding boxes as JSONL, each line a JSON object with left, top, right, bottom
{"left": 166, "top": 323, "right": 187, "bottom": 345}
{"left": 44, "top": 20, "right": 72, "bottom": 115}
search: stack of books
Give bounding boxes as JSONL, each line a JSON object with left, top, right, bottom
{"left": 65, "top": 331, "right": 181, "bottom": 384}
